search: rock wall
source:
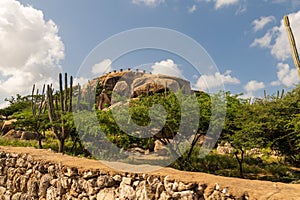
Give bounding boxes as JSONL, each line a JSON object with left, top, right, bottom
{"left": 0, "top": 146, "right": 299, "bottom": 200}
{"left": 0, "top": 150, "right": 241, "bottom": 200}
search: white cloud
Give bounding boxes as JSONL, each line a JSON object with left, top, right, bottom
{"left": 242, "top": 80, "right": 265, "bottom": 98}
{"left": 215, "top": 0, "right": 239, "bottom": 9}
{"left": 270, "top": 63, "right": 299, "bottom": 87}
{"left": 0, "top": 101, "right": 9, "bottom": 109}
{"left": 151, "top": 59, "right": 183, "bottom": 78}
{"left": 244, "top": 80, "right": 265, "bottom": 92}
{"left": 92, "top": 59, "right": 112, "bottom": 75}
{"left": 188, "top": 5, "right": 197, "bottom": 13}
{"left": 198, "top": 0, "right": 244, "bottom": 11}
{"left": 270, "top": 12, "right": 300, "bottom": 61}
{"left": 251, "top": 10, "right": 300, "bottom": 61}
{"left": 73, "top": 77, "right": 90, "bottom": 87}
{"left": 252, "top": 16, "right": 275, "bottom": 32}
{"left": 132, "top": 0, "right": 164, "bottom": 7}
{"left": 195, "top": 70, "right": 240, "bottom": 91}
{"left": 0, "top": 0, "right": 64, "bottom": 103}
{"left": 250, "top": 30, "right": 273, "bottom": 48}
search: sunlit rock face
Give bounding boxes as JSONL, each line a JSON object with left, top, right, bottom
{"left": 82, "top": 70, "right": 191, "bottom": 110}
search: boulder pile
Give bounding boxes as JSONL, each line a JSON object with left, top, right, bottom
{"left": 82, "top": 70, "right": 191, "bottom": 110}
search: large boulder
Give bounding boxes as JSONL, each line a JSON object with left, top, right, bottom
{"left": 132, "top": 74, "right": 189, "bottom": 97}
{"left": 21, "top": 131, "right": 39, "bottom": 140}
{"left": 3, "top": 129, "right": 38, "bottom": 140}
{"left": 154, "top": 140, "right": 169, "bottom": 156}
{"left": 3, "top": 129, "right": 22, "bottom": 139}
{"left": 89, "top": 71, "right": 191, "bottom": 110}
{"left": 1, "top": 119, "right": 16, "bottom": 134}
{"left": 113, "top": 81, "right": 130, "bottom": 97}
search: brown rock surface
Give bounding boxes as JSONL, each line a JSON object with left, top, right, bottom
{"left": 0, "top": 146, "right": 299, "bottom": 199}
{"left": 1, "top": 120, "right": 16, "bottom": 134}
{"left": 3, "top": 130, "right": 22, "bottom": 139}
{"left": 83, "top": 71, "right": 191, "bottom": 110}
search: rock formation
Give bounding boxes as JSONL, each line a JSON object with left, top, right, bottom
{"left": 82, "top": 70, "right": 191, "bottom": 110}
{"left": 1, "top": 119, "right": 16, "bottom": 134}
{"left": 3, "top": 129, "right": 39, "bottom": 140}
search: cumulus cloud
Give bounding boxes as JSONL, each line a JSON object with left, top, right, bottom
{"left": 132, "top": 0, "right": 164, "bottom": 7}
{"left": 251, "top": 10, "right": 300, "bottom": 61}
{"left": 215, "top": 0, "right": 239, "bottom": 9}
{"left": 195, "top": 70, "right": 240, "bottom": 91}
{"left": 242, "top": 80, "right": 265, "bottom": 98}
{"left": 250, "top": 31, "right": 273, "bottom": 48}
{"left": 73, "top": 77, "right": 90, "bottom": 87}
{"left": 188, "top": 5, "right": 197, "bottom": 13}
{"left": 244, "top": 80, "right": 265, "bottom": 92}
{"left": 194, "top": 0, "right": 243, "bottom": 11}
{"left": 0, "top": 0, "right": 64, "bottom": 103}
{"left": 92, "top": 59, "right": 112, "bottom": 75}
{"left": 151, "top": 59, "right": 183, "bottom": 78}
{"left": 252, "top": 16, "right": 276, "bottom": 32}
{"left": 270, "top": 63, "right": 299, "bottom": 87}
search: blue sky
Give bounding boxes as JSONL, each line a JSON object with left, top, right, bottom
{"left": 1, "top": 0, "right": 300, "bottom": 107}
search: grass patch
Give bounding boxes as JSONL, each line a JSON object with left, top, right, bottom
{"left": 0, "top": 133, "right": 91, "bottom": 158}
{"left": 0, "top": 137, "right": 39, "bottom": 148}
{"left": 169, "top": 147, "right": 300, "bottom": 183}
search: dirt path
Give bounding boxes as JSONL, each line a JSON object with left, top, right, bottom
{"left": 0, "top": 146, "right": 299, "bottom": 199}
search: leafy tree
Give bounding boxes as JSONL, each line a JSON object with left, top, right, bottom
{"left": 14, "top": 110, "right": 49, "bottom": 148}
{"left": 265, "top": 86, "right": 300, "bottom": 164}
{"left": 13, "top": 85, "right": 48, "bottom": 149}
{"left": 185, "top": 91, "right": 212, "bottom": 161}
{"left": 223, "top": 94, "right": 264, "bottom": 178}
{"left": 0, "top": 95, "right": 30, "bottom": 119}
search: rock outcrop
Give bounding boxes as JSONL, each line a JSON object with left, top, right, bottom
{"left": 1, "top": 119, "right": 16, "bottom": 135}
{"left": 3, "top": 129, "right": 39, "bottom": 140}
{"left": 82, "top": 70, "right": 191, "bottom": 110}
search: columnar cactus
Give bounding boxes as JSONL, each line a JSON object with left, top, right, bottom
{"left": 31, "top": 84, "right": 46, "bottom": 148}
{"left": 284, "top": 15, "right": 300, "bottom": 78}
{"left": 46, "top": 73, "right": 73, "bottom": 153}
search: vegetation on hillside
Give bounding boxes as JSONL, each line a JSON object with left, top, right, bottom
{"left": 0, "top": 74, "right": 300, "bottom": 183}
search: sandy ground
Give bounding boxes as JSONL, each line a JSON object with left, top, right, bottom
{"left": 0, "top": 146, "right": 299, "bottom": 199}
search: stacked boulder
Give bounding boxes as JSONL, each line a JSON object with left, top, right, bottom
{"left": 83, "top": 70, "right": 191, "bottom": 110}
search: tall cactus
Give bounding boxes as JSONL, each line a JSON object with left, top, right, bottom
{"left": 31, "top": 84, "right": 46, "bottom": 149}
{"left": 284, "top": 15, "right": 300, "bottom": 78}
{"left": 47, "top": 72, "right": 73, "bottom": 153}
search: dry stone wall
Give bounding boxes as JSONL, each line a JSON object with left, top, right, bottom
{"left": 0, "top": 151, "right": 246, "bottom": 200}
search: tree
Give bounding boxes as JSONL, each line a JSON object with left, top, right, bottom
{"left": 0, "top": 95, "right": 31, "bottom": 119}
{"left": 12, "top": 85, "right": 49, "bottom": 149}
{"left": 14, "top": 110, "right": 49, "bottom": 148}
{"left": 185, "top": 91, "right": 211, "bottom": 161}
{"left": 265, "top": 86, "right": 300, "bottom": 164}
{"left": 223, "top": 94, "right": 264, "bottom": 178}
